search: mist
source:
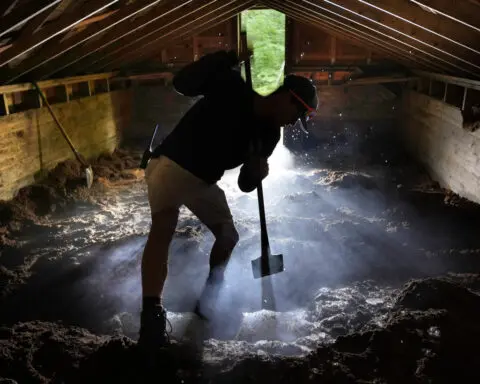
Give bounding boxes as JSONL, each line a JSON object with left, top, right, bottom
{"left": 3, "top": 122, "right": 476, "bottom": 358}
{"left": 76, "top": 123, "right": 459, "bottom": 352}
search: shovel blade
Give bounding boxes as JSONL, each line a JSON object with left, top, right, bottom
{"left": 251, "top": 253, "right": 284, "bottom": 279}
{"left": 85, "top": 166, "right": 94, "bottom": 189}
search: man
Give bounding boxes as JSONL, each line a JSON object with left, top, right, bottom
{"left": 138, "top": 49, "right": 318, "bottom": 350}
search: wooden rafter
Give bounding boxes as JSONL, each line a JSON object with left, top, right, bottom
{"left": 0, "top": 0, "right": 19, "bottom": 18}
{"left": 300, "top": 0, "right": 477, "bottom": 78}
{"left": 0, "top": 0, "right": 61, "bottom": 39}
{"left": 410, "top": 0, "right": 480, "bottom": 33}
{"left": 0, "top": 0, "right": 119, "bottom": 68}
{"left": 264, "top": 0, "right": 410, "bottom": 64}
{"left": 0, "top": 0, "right": 162, "bottom": 85}
{"left": 271, "top": 0, "right": 442, "bottom": 71}
{"left": 16, "top": 0, "right": 65, "bottom": 39}
{"left": 67, "top": 0, "right": 226, "bottom": 75}
{"left": 316, "top": 0, "right": 480, "bottom": 75}
{"left": 112, "top": 0, "right": 255, "bottom": 70}
{"left": 95, "top": 0, "right": 253, "bottom": 72}
{"left": 353, "top": 0, "right": 480, "bottom": 57}
{"left": 29, "top": 0, "right": 191, "bottom": 80}
{"left": 0, "top": 0, "right": 478, "bottom": 81}
{"left": 261, "top": 0, "right": 447, "bottom": 73}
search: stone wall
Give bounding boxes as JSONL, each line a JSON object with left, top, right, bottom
{"left": 401, "top": 89, "right": 480, "bottom": 204}
{"left": 0, "top": 90, "right": 132, "bottom": 201}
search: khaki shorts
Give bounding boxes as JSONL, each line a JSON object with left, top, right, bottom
{"left": 145, "top": 155, "right": 234, "bottom": 231}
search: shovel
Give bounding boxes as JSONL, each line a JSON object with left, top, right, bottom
{"left": 32, "top": 82, "right": 93, "bottom": 188}
{"left": 239, "top": 32, "right": 285, "bottom": 282}
{"left": 139, "top": 123, "right": 159, "bottom": 169}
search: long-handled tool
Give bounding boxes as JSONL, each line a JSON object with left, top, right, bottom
{"left": 240, "top": 31, "right": 284, "bottom": 309}
{"left": 139, "top": 123, "right": 159, "bottom": 169}
{"left": 32, "top": 82, "right": 93, "bottom": 188}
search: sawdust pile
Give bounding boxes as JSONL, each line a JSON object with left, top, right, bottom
{"left": 0, "top": 148, "right": 143, "bottom": 248}
{"left": 1, "top": 274, "right": 479, "bottom": 383}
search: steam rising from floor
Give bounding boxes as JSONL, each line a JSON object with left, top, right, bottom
{"left": 3, "top": 127, "right": 480, "bottom": 360}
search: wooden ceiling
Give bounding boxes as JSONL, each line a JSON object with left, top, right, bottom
{"left": 0, "top": 0, "right": 479, "bottom": 85}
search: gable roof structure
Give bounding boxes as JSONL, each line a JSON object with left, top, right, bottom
{"left": 0, "top": 0, "right": 479, "bottom": 85}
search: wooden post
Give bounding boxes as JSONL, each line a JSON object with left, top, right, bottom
{"left": 2, "top": 93, "right": 10, "bottom": 115}
{"left": 88, "top": 80, "right": 95, "bottom": 96}
{"left": 443, "top": 83, "right": 448, "bottom": 102}
{"left": 193, "top": 36, "right": 199, "bottom": 61}
{"left": 366, "top": 49, "right": 372, "bottom": 64}
{"left": 65, "top": 84, "right": 72, "bottom": 102}
{"left": 330, "top": 36, "right": 336, "bottom": 65}
{"left": 462, "top": 87, "right": 468, "bottom": 110}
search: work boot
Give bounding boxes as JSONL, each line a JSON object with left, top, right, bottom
{"left": 137, "top": 305, "right": 171, "bottom": 350}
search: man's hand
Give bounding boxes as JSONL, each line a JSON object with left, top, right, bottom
{"left": 238, "top": 155, "right": 269, "bottom": 193}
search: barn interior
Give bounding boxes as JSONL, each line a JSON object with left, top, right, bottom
{"left": 1, "top": 0, "right": 480, "bottom": 383}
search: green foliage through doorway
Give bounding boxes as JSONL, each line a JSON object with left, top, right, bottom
{"left": 240, "top": 9, "right": 285, "bottom": 96}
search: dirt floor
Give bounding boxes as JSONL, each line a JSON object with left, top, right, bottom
{"left": 0, "top": 148, "right": 142, "bottom": 248}
{"left": 2, "top": 126, "right": 480, "bottom": 383}
{"left": 1, "top": 274, "right": 480, "bottom": 383}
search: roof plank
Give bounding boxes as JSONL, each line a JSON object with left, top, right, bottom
{"left": 0, "top": 0, "right": 61, "bottom": 39}
{"left": 0, "top": 0, "right": 119, "bottom": 68}
{"left": 111, "top": 0, "right": 254, "bottom": 70}
{"left": 94, "top": 0, "right": 253, "bottom": 72}
{"left": 410, "top": 0, "right": 480, "bottom": 32}
{"left": 0, "top": 0, "right": 162, "bottom": 84}
{"left": 319, "top": 0, "right": 480, "bottom": 74}
{"left": 265, "top": 0, "right": 449, "bottom": 73}
{"left": 302, "top": 0, "right": 477, "bottom": 78}
{"left": 29, "top": 0, "right": 194, "bottom": 80}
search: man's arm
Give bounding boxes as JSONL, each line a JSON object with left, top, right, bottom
{"left": 237, "top": 156, "right": 269, "bottom": 193}
{"left": 172, "top": 50, "right": 239, "bottom": 97}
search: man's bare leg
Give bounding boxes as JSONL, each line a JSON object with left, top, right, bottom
{"left": 139, "top": 209, "right": 178, "bottom": 347}
{"left": 195, "top": 224, "right": 239, "bottom": 319}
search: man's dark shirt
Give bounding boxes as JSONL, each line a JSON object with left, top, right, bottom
{"left": 151, "top": 51, "right": 280, "bottom": 185}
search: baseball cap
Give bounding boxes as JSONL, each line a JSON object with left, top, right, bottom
{"left": 283, "top": 74, "right": 318, "bottom": 133}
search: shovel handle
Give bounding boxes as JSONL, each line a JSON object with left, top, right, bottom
{"left": 32, "top": 82, "right": 87, "bottom": 167}
{"left": 240, "top": 32, "right": 271, "bottom": 254}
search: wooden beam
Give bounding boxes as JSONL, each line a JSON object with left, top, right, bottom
{"left": 0, "top": 0, "right": 60, "bottom": 39}
{"left": 0, "top": 72, "right": 117, "bottom": 94}
{"left": 320, "top": 0, "right": 480, "bottom": 74}
{"left": 0, "top": 0, "right": 119, "bottom": 68}
{"left": 0, "top": 0, "right": 162, "bottom": 85}
{"left": 262, "top": 0, "right": 445, "bottom": 73}
{"left": 111, "top": 72, "right": 174, "bottom": 82}
{"left": 96, "top": 0, "right": 251, "bottom": 71}
{"left": 343, "top": 76, "right": 419, "bottom": 86}
{"left": 412, "top": 70, "right": 480, "bottom": 92}
{"left": 29, "top": 0, "right": 191, "bottom": 80}
{"left": 302, "top": 0, "right": 478, "bottom": 77}
{"left": 73, "top": 10, "right": 118, "bottom": 30}
{"left": 330, "top": 36, "right": 336, "bottom": 65}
